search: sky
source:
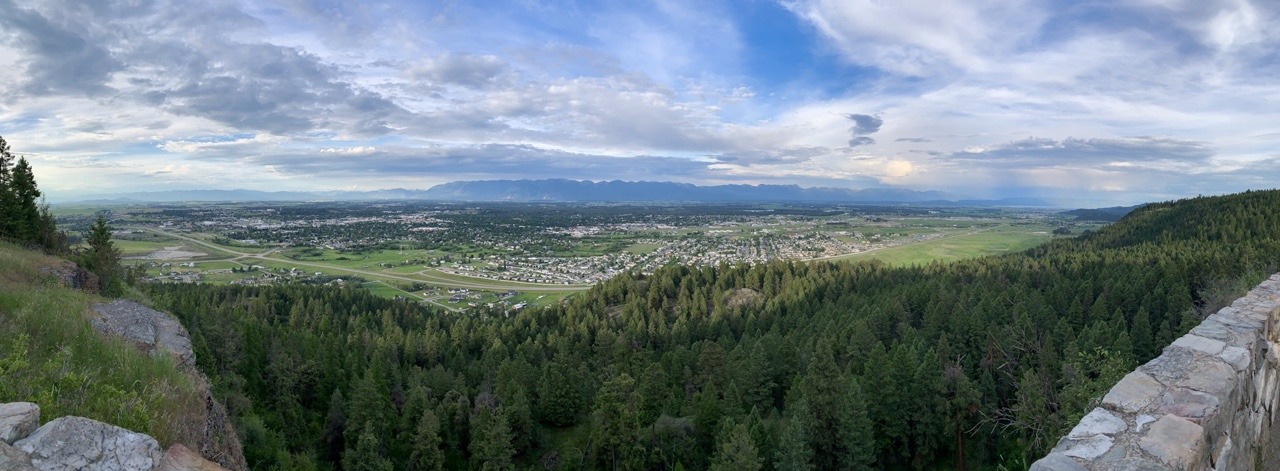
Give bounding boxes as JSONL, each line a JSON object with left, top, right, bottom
{"left": 0, "top": 0, "right": 1277, "bottom": 205}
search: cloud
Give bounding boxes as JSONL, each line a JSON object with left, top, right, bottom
{"left": 848, "top": 136, "right": 875, "bottom": 147}
{"left": 406, "top": 54, "right": 511, "bottom": 89}
{"left": 896, "top": 137, "right": 931, "bottom": 143}
{"left": 0, "top": 0, "right": 121, "bottom": 96}
{"left": 953, "top": 136, "right": 1215, "bottom": 165}
{"left": 845, "top": 113, "right": 883, "bottom": 135}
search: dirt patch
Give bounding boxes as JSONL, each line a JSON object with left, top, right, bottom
{"left": 724, "top": 288, "right": 762, "bottom": 309}
{"left": 127, "top": 246, "right": 207, "bottom": 260}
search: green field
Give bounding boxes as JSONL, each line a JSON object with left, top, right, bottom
{"left": 835, "top": 224, "right": 1058, "bottom": 266}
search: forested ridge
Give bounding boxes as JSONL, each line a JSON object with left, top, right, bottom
{"left": 142, "top": 190, "right": 1280, "bottom": 470}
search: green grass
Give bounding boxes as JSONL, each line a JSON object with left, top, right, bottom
{"left": 114, "top": 239, "right": 192, "bottom": 257}
{"left": 625, "top": 243, "right": 662, "bottom": 255}
{"left": 0, "top": 242, "right": 204, "bottom": 446}
{"left": 835, "top": 225, "right": 1057, "bottom": 266}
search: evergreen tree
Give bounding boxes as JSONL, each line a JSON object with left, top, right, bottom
{"left": 409, "top": 408, "right": 445, "bottom": 471}
{"left": 81, "top": 214, "right": 122, "bottom": 295}
{"left": 0, "top": 135, "right": 14, "bottom": 238}
{"left": 709, "top": 423, "right": 761, "bottom": 471}
{"left": 469, "top": 393, "right": 515, "bottom": 471}
{"left": 591, "top": 373, "right": 645, "bottom": 470}
{"left": 774, "top": 401, "right": 813, "bottom": 471}
{"left": 343, "top": 421, "right": 393, "bottom": 471}
{"left": 10, "top": 157, "right": 41, "bottom": 242}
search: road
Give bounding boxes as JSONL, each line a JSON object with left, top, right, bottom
{"left": 132, "top": 227, "right": 594, "bottom": 292}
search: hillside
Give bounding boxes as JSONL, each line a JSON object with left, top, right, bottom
{"left": 0, "top": 242, "right": 244, "bottom": 469}
{"left": 141, "top": 190, "right": 1280, "bottom": 470}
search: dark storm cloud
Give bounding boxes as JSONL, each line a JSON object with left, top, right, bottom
{"left": 0, "top": 0, "right": 409, "bottom": 136}
{"left": 953, "top": 136, "right": 1215, "bottom": 164}
{"left": 845, "top": 113, "right": 883, "bottom": 135}
{"left": 0, "top": 0, "right": 121, "bottom": 96}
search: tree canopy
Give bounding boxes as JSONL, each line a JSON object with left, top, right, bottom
{"left": 144, "top": 189, "right": 1280, "bottom": 470}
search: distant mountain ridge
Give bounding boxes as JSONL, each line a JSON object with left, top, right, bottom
{"left": 66, "top": 179, "right": 1055, "bottom": 206}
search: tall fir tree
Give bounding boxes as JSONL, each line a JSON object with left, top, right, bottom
{"left": 0, "top": 136, "right": 16, "bottom": 238}
{"left": 81, "top": 214, "right": 122, "bottom": 295}
{"left": 10, "top": 157, "right": 41, "bottom": 242}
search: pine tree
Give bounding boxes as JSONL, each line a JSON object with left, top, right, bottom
{"left": 0, "top": 136, "right": 15, "bottom": 238}
{"left": 343, "top": 421, "right": 393, "bottom": 471}
{"left": 709, "top": 423, "right": 762, "bottom": 471}
{"left": 591, "top": 373, "right": 645, "bottom": 470}
{"left": 10, "top": 157, "right": 41, "bottom": 242}
{"left": 469, "top": 393, "right": 515, "bottom": 471}
{"left": 774, "top": 401, "right": 813, "bottom": 471}
{"left": 81, "top": 214, "right": 122, "bottom": 295}
{"left": 409, "top": 408, "right": 444, "bottom": 471}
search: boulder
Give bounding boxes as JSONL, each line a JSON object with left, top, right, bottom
{"left": 158, "top": 444, "right": 228, "bottom": 471}
{"left": 91, "top": 300, "right": 194, "bottom": 366}
{"left": 14, "top": 416, "right": 162, "bottom": 470}
{"left": 0, "top": 403, "right": 38, "bottom": 445}
{"left": 0, "top": 442, "right": 36, "bottom": 471}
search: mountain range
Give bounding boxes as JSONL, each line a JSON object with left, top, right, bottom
{"left": 65, "top": 179, "right": 1056, "bottom": 206}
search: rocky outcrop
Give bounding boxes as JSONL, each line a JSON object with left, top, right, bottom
{"left": 0, "top": 404, "right": 38, "bottom": 445}
{"left": 86, "top": 300, "right": 246, "bottom": 470}
{"left": 15, "top": 416, "right": 163, "bottom": 470}
{"left": 37, "top": 262, "right": 97, "bottom": 295}
{"left": 1033, "top": 273, "right": 1280, "bottom": 470}
{"left": 0, "top": 405, "right": 231, "bottom": 471}
{"left": 91, "top": 300, "right": 194, "bottom": 367}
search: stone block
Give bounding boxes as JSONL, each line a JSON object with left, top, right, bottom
{"left": 1138, "top": 415, "right": 1204, "bottom": 469}
{"left": 1158, "top": 386, "right": 1220, "bottom": 421}
{"left": 1058, "top": 435, "right": 1114, "bottom": 460}
{"left": 1141, "top": 347, "right": 1195, "bottom": 384}
{"left": 1104, "top": 371, "right": 1164, "bottom": 413}
{"left": 1172, "top": 334, "right": 1226, "bottom": 355}
{"left": 1178, "top": 359, "right": 1236, "bottom": 397}
{"left": 1029, "top": 453, "right": 1087, "bottom": 471}
{"left": 14, "top": 416, "right": 162, "bottom": 471}
{"left": 1068, "top": 408, "right": 1126, "bottom": 438}
{"left": 0, "top": 404, "right": 38, "bottom": 445}
{"left": 1135, "top": 414, "right": 1156, "bottom": 433}
{"left": 1218, "top": 346, "right": 1250, "bottom": 371}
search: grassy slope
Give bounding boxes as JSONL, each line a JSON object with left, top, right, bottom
{"left": 0, "top": 241, "right": 203, "bottom": 445}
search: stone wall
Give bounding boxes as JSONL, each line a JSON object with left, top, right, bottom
{"left": 1033, "top": 274, "right": 1280, "bottom": 470}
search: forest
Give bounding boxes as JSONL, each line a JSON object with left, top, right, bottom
{"left": 141, "top": 190, "right": 1280, "bottom": 470}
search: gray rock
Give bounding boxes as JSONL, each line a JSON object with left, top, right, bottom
{"left": 1158, "top": 386, "right": 1219, "bottom": 420}
{"left": 0, "top": 442, "right": 36, "bottom": 471}
{"left": 1171, "top": 334, "right": 1225, "bottom": 355}
{"left": 0, "top": 404, "right": 38, "bottom": 445}
{"left": 1139, "top": 347, "right": 1195, "bottom": 384}
{"left": 1138, "top": 415, "right": 1204, "bottom": 469}
{"left": 1102, "top": 371, "right": 1164, "bottom": 414}
{"left": 1058, "top": 434, "right": 1114, "bottom": 460}
{"left": 1029, "top": 452, "right": 1087, "bottom": 471}
{"left": 14, "top": 416, "right": 162, "bottom": 471}
{"left": 1218, "top": 346, "right": 1251, "bottom": 371}
{"left": 1067, "top": 408, "right": 1125, "bottom": 438}
{"left": 1177, "top": 359, "right": 1235, "bottom": 396}
{"left": 91, "top": 300, "right": 194, "bottom": 366}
